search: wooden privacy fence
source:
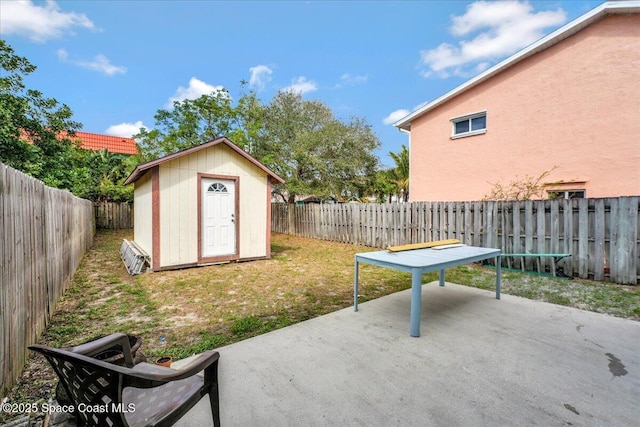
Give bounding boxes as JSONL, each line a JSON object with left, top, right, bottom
{"left": 272, "top": 197, "right": 639, "bottom": 285}
{"left": 95, "top": 201, "right": 133, "bottom": 229}
{"left": 0, "top": 164, "right": 95, "bottom": 398}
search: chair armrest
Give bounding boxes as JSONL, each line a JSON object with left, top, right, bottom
{"left": 124, "top": 351, "right": 220, "bottom": 388}
{"left": 66, "top": 333, "right": 134, "bottom": 368}
{"left": 30, "top": 344, "right": 220, "bottom": 391}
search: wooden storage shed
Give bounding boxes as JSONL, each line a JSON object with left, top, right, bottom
{"left": 124, "top": 137, "right": 284, "bottom": 271}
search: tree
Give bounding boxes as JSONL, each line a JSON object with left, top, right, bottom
{"left": 71, "top": 149, "right": 136, "bottom": 202}
{"left": 0, "top": 40, "right": 81, "bottom": 187}
{"left": 388, "top": 144, "right": 409, "bottom": 202}
{"left": 0, "top": 40, "right": 136, "bottom": 202}
{"left": 483, "top": 166, "right": 559, "bottom": 200}
{"left": 254, "top": 91, "right": 380, "bottom": 203}
{"left": 134, "top": 89, "right": 261, "bottom": 161}
{"left": 136, "top": 88, "right": 381, "bottom": 204}
{"left": 229, "top": 88, "right": 264, "bottom": 155}
{"left": 369, "top": 169, "right": 397, "bottom": 203}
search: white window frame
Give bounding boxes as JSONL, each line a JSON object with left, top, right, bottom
{"left": 451, "top": 111, "right": 487, "bottom": 139}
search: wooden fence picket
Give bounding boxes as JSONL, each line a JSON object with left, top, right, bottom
{"left": 95, "top": 201, "right": 133, "bottom": 229}
{"left": 0, "top": 164, "right": 95, "bottom": 398}
{"left": 272, "top": 198, "right": 639, "bottom": 286}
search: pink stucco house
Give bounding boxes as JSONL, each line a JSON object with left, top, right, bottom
{"left": 395, "top": 1, "right": 640, "bottom": 202}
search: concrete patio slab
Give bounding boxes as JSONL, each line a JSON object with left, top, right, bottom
{"left": 174, "top": 282, "right": 640, "bottom": 427}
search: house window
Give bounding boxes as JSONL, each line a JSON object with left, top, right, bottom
{"left": 451, "top": 111, "right": 487, "bottom": 139}
{"left": 207, "top": 183, "right": 228, "bottom": 193}
{"left": 548, "top": 190, "right": 585, "bottom": 199}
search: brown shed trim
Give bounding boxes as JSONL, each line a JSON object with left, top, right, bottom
{"left": 265, "top": 177, "right": 273, "bottom": 259}
{"left": 152, "top": 256, "right": 268, "bottom": 272}
{"left": 197, "top": 173, "right": 240, "bottom": 265}
{"left": 124, "top": 137, "right": 285, "bottom": 185}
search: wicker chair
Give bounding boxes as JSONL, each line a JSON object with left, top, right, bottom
{"left": 29, "top": 333, "right": 220, "bottom": 427}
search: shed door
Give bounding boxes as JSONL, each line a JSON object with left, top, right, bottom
{"left": 201, "top": 178, "right": 236, "bottom": 258}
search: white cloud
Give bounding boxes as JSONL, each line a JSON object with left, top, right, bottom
{"left": 105, "top": 121, "right": 147, "bottom": 138}
{"left": 282, "top": 76, "right": 318, "bottom": 94}
{"left": 0, "top": 0, "right": 95, "bottom": 43}
{"left": 474, "top": 62, "right": 491, "bottom": 74}
{"left": 383, "top": 109, "right": 411, "bottom": 125}
{"left": 413, "top": 100, "right": 430, "bottom": 111}
{"left": 57, "top": 48, "right": 68, "bottom": 61}
{"left": 249, "top": 65, "right": 273, "bottom": 91}
{"left": 384, "top": 101, "right": 430, "bottom": 125}
{"left": 419, "top": 1, "right": 567, "bottom": 78}
{"left": 338, "top": 73, "right": 368, "bottom": 87}
{"left": 78, "top": 54, "right": 126, "bottom": 76}
{"left": 166, "top": 77, "right": 226, "bottom": 107}
{"left": 57, "top": 49, "right": 126, "bottom": 76}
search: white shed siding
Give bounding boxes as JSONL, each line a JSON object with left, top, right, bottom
{"left": 133, "top": 171, "right": 153, "bottom": 261}
{"left": 238, "top": 171, "right": 268, "bottom": 259}
{"left": 158, "top": 143, "right": 268, "bottom": 267}
{"left": 159, "top": 162, "right": 198, "bottom": 267}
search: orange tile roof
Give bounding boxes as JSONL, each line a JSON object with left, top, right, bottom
{"left": 71, "top": 131, "right": 138, "bottom": 155}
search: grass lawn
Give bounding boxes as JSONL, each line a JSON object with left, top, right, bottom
{"left": 2, "top": 229, "right": 639, "bottom": 423}
{"left": 41, "top": 229, "right": 425, "bottom": 358}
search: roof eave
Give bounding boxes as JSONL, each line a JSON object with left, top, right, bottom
{"left": 124, "top": 137, "right": 285, "bottom": 185}
{"left": 393, "top": 1, "right": 640, "bottom": 132}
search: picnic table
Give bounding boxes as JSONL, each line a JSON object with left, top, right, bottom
{"left": 354, "top": 244, "right": 501, "bottom": 337}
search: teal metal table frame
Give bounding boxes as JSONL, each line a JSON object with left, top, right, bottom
{"left": 354, "top": 245, "right": 502, "bottom": 337}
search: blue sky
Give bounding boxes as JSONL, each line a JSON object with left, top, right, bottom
{"left": 1, "top": 0, "right": 601, "bottom": 166}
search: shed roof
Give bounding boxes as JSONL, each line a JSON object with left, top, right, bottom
{"left": 394, "top": 0, "right": 640, "bottom": 132}
{"left": 124, "top": 137, "right": 285, "bottom": 185}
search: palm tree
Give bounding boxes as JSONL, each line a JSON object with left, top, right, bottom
{"left": 389, "top": 144, "right": 409, "bottom": 202}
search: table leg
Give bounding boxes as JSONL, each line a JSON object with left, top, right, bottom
{"left": 439, "top": 269, "right": 445, "bottom": 286}
{"left": 354, "top": 259, "right": 359, "bottom": 311}
{"left": 410, "top": 269, "right": 422, "bottom": 337}
{"left": 496, "top": 255, "right": 501, "bottom": 300}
